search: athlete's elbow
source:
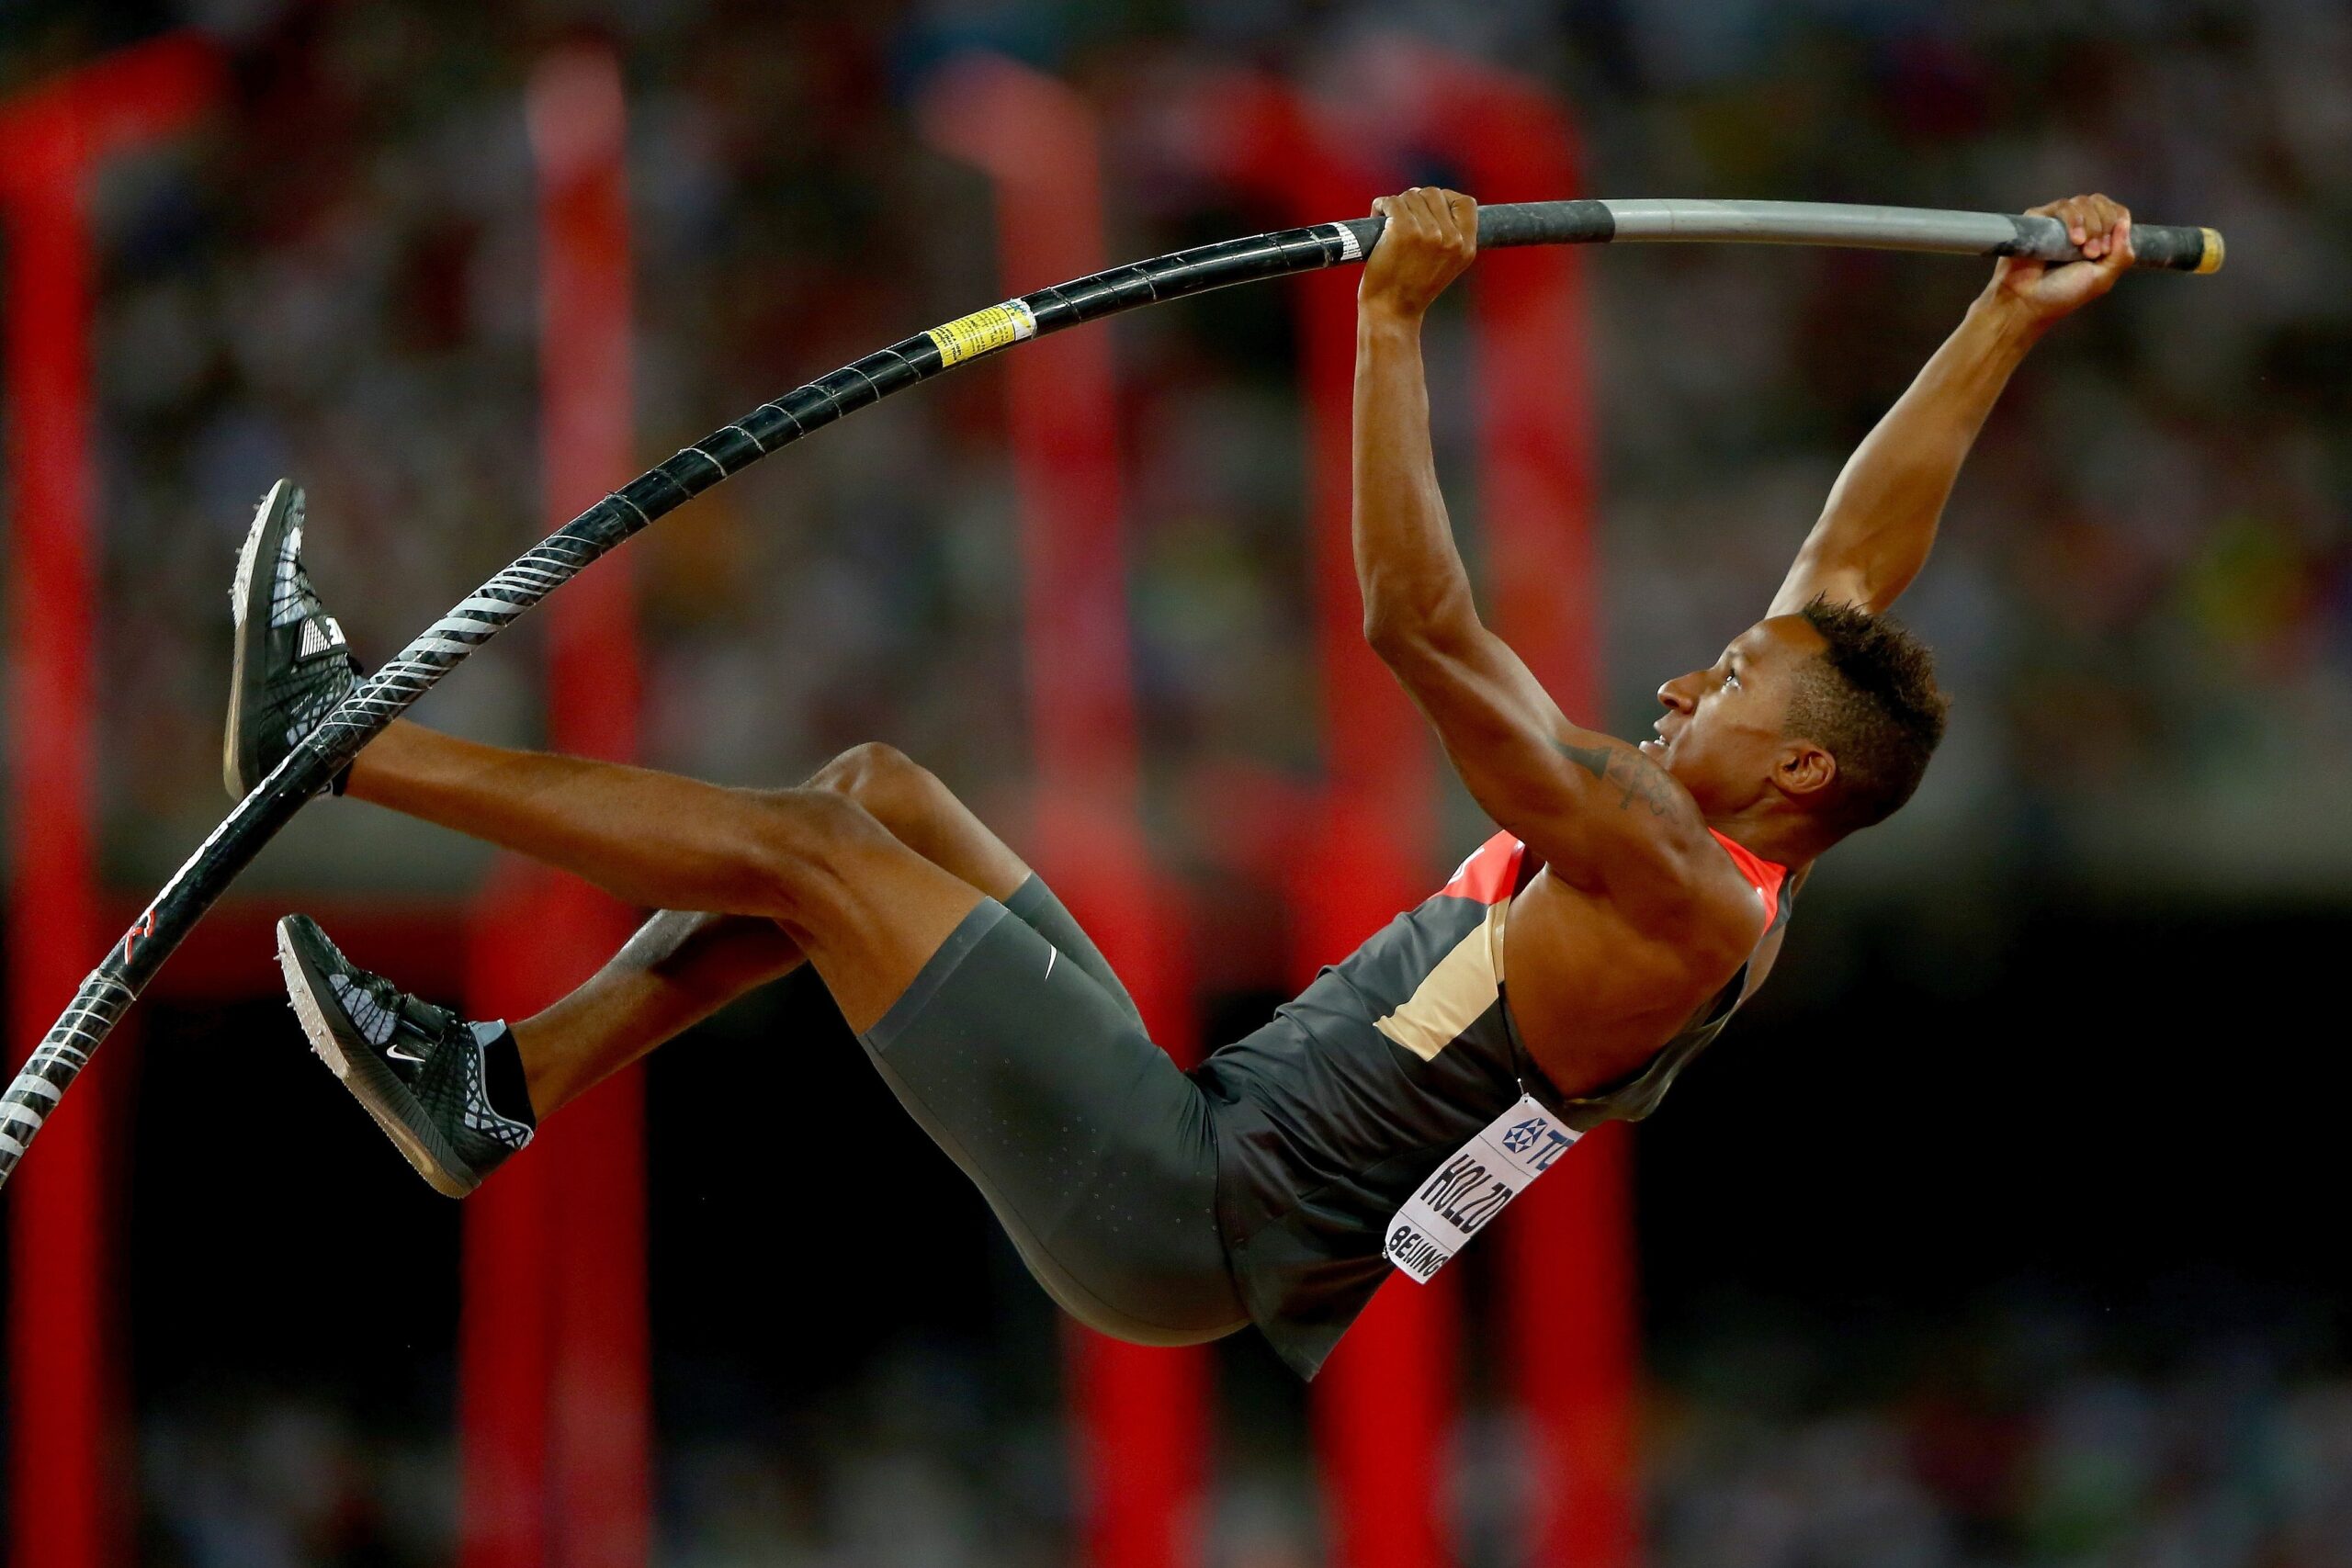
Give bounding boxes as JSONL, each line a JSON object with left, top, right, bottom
{"left": 1363, "top": 595, "right": 1475, "bottom": 665}
{"left": 1363, "top": 609, "right": 1419, "bottom": 660}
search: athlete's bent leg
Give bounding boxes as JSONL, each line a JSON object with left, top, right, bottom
{"left": 237, "top": 485, "right": 1227, "bottom": 1323}
{"left": 362, "top": 734, "right": 1017, "bottom": 1112}
{"left": 342, "top": 721, "right": 978, "bottom": 1030}
{"left": 275, "top": 736, "right": 989, "bottom": 1190}
{"left": 356, "top": 726, "right": 1143, "bottom": 1113}
{"left": 297, "top": 728, "right": 1245, "bottom": 1338}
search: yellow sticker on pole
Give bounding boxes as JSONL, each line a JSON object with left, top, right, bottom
{"left": 926, "top": 300, "right": 1037, "bottom": 367}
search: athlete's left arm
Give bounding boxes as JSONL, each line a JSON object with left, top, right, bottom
{"left": 1769, "top": 192, "right": 2135, "bottom": 616}
{"left": 1353, "top": 189, "right": 1752, "bottom": 942}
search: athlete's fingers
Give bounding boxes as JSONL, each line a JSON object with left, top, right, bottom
{"left": 1439, "top": 187, "right": 1476, "bottom": 250}
{"left": 1365, "top": 186, "right": 1476, "bottom": 303}
{"left": 2052, "top": 195, "right": 2090, "bottom": 249}
{"left": 1386, "top": 187, "right": 1422, "bottom": 239}
{"left": 1392, "top": 186, "right": 1430, "bottom": 234}
{"left": 1407, "top": 186, "right": 1472, "bottom": 265}
{"left": 1430, "top": 190, "right": 1467, "bottom": 254}
{"left": 1376, "top": 194, "right": 1415, "bottom": 251}
{"left": 2087, "top": 197, "right": 2121, "bottom": 261}
{"left": 1421, "top": 189, "right": 1461, "bottom": 254}
{"left": 1372, "top": 189, "right": 1444, "bottom": 267}
{"left": 2031, "top": 193, "right": 2141, "bottom": 261}
{"left": 1419, "top": 186, "right": 1452, "bottom": 231}
{"left": 2092, "top": 196, "right": 2131, "bottom": 260}
{"left": 1438, "top": 187, "right": 1478, "bottom": 254}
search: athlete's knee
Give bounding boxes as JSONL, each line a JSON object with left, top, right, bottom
{"left": 810, "top": 742, "right": 952, "bottom": 839}
{"left": 729, "top": 785, "right": 894, "bottom": 922}
{"left": 811, "top": 739, "right": 924, "bottom": 795}
{"left": 799, "top": 741, "right": 1026, "bottom": 896}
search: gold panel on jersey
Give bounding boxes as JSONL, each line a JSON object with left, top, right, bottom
{"left": 1374, "top": 903, "right": 1509, "bottom": 1062}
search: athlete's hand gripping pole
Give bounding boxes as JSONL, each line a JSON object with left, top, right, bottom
{"left": 0, "top": 193, "right": 2223, "bottom": 1190}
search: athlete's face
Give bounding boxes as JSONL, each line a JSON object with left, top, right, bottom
{"left": 1642, "top": 615, "right": 1834, "bottom": 815}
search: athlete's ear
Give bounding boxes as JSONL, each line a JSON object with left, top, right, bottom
{"left": 1773, "top": 741, "right": 1836, "bottom": 805}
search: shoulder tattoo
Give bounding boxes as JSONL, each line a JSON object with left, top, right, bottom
{"left": 1553, "top": 736, "right": 1700, "bottom": 824}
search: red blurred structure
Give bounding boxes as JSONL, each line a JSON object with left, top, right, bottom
{"left": 1175, "top": 64, "right": 1466, "bottom": 1568}
{"left": 1368, "top": 47, "right": 1638, "bottom": 1568}
{"left": 1170, "top": 46, "right": 1627, "bottom": 1568}
{"left": 920, "top": 55, "right": 1214, "bottom": 1568}
{"left": 459, "top": 44, "right": 650, "bottom": 1568}
{"left": 2, "top": 36, "right": 220, "bottom": 1568}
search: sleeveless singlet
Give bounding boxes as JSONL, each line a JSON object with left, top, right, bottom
{"left": 1193, "top": 828, "right": 1792, "bottom": 1379}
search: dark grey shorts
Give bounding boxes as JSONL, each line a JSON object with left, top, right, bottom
{"left": 855, "top": 878, "right": 1247, "bottom": 1346}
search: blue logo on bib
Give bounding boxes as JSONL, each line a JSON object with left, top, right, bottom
{"left": 1501, "top": 1116, "right": 1549, "bottom": 1154}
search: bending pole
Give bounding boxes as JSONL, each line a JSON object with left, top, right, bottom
{"left": 0, "top": 193, "right": 2225, "bottom": 1189}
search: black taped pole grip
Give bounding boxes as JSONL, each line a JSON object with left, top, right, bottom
{"left": 1332, "top": 199, "right": 1616, "bottom": 255}
{"left": 1338, "top": 198, "right": 2222, "bottom": 274}
{"left": 1473, "top": 198, "right": 1621, "bottom": 249}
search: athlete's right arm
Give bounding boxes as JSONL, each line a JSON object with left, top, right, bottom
{"left": 1353, "top": 190, "right": 1748, "bottom": 940}
{"left": 1770, "top": 192, "right": 2134, "bottom": 617}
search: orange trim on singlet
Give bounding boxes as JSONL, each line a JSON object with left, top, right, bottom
{"left": 1438, "top": 830, "right": 1525, "bottom": 906}
{"left": 1707, "top": 828, "right": 1787, "bottom": 931}
{"left": 1439, "top": 826, "right": 1785, "bottom": 931}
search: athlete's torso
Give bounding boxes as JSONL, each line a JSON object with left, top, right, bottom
{"left": 1196, "top": 829, "right": 1792, "bottom": 1379}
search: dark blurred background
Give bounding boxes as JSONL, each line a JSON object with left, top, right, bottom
{"left": 3, "top": 1, "right": 2349, "bottom": 1564}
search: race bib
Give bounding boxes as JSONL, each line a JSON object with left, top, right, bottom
{"left": 1385, "top": 1094, "right": 1580, "bottom": 1284}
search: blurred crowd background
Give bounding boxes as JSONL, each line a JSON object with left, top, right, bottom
{"left": 4, "top": 0, "right": 2349, "bottom": 1563}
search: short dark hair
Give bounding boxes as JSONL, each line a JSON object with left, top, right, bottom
{"left": 1784, "top": 597, "right": 1950, "bottom": 833}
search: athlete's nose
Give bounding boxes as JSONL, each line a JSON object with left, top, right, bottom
{"left": 1657, "top": 671, "right": 1701, "bottom": 714}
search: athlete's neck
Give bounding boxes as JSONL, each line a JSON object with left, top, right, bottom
{"left": 1700, "top": 807, "right": 1825, "bottom": 880}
